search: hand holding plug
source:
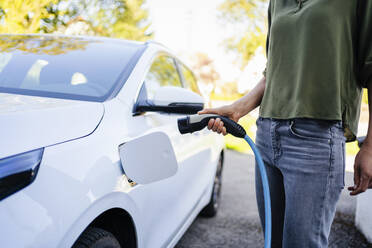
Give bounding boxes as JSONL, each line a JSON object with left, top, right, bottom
{"left": 198, "top": 104, "right": 241, "bottom": 136}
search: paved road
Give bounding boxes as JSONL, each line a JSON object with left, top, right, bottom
{"left": 176, "top": 150, "right": 372, "bottom": 248}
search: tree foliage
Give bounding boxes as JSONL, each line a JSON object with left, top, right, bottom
{"left": 55, "top": 0, "right": 152, "bottom": 40}
{"left": 0, "top": 0, "right": 57, "bottom": 34}
{"left": 0, "top": 0, "right": 152, "bottom": 41}
{"left": 191, "top": 52, "right": 220, "bottom": 92}
{"left": 219, "top": 0, "right": 268, "bottom": 67}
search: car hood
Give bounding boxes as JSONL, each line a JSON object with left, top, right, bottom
{"left": 0, "top": 93, "right": 104, "bottom": 158}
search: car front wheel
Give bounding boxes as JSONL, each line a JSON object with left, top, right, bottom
{"left": 200, "top": 154, "right": 223, "bottom": 217}
{"left": 72, "top": 227, "right": 121, "bottom": 248}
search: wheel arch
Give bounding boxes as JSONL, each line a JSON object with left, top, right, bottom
{"left": 58, "top": 192, "right": 140, "bottom": 248}
{"left": 80, "top": 208, "right": 137, "bottom": 248}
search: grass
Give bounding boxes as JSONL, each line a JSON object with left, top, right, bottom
{"left": 224, "top": 115, "right": 360, "bottom": 156}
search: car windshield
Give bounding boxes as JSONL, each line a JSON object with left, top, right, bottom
{"left": 0, "top": 35, "right": 145, "bottom": 102}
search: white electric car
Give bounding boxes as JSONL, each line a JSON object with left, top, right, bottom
{"left": 0, "top": 34, "right": 225, "bottom": 248}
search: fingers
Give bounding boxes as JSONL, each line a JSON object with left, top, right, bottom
{"left": 198, "top": 108, "right": 217, "bottom": 115}
{"left": 350, "top": 175, "right": 370, "bottom": 195}
{"left": 207, "top": 118, "right": 225, "bottom": 135}
{"left": 222, "top": 127, "right": 227, "bottom": 136}
{"left": 349, "top": 163, "right": 360, "bottom": 194}
{"left": 198, "top": 109, "right": 208, "bottom": 115}
{"left": 207, "top": 119, "right": 214, "bottom": 130}
{"left": 348, "top": 186, "right": 356, "bottom": 191}
{"left": 216, "top": 120, "right": 224, "bottom": 134}
{"left": 207, "top": 118, "right": 221, "bottom": 131}
{"left": 212, "top": 118, "right": 221, "bottom": 132}
{"left": 350, "top": 162, "right": 370, "bottom": 195}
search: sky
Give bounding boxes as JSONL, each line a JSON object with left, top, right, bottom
{"left": 147, "top": 0, "right": 266, "bottom": 91}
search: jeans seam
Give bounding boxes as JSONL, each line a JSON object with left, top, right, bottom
{"left": 317, "top": 128, "right": 334, "bottom": 246}
{"left": 270, "top": 121, "right": 276, "bottom": 164}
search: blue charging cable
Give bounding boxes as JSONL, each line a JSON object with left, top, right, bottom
{"left": 244, "top": 134, "right": 271, "bottom": 248}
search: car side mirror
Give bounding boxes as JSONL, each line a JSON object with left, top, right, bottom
{"left": 119, "top": 132, "right": 178, "bottom": 184}
{"left": 134, "top": 86, "right": 204, "bottom": 115}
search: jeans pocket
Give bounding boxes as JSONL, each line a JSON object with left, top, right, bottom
{"left": 288, "top": 120, "right": 331, "bottom": 142}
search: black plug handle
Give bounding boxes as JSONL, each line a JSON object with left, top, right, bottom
{"left": 178, "top": 114, "right": 246, "bottom": 138}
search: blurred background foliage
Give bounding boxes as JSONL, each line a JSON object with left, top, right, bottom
{"left": 219, "top": 0, "right": 267, "bottom": 68}
{"left": 0, "top": 0, "right": 152, "bottom": 40}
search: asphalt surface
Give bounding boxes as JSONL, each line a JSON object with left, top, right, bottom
{"left": 176, "top": 150, "right": 372, "bottom": 248}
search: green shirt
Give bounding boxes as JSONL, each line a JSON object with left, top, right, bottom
{"left": 260, "top": 0, "right": 372, "bottom": 141}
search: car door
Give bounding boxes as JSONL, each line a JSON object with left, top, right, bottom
{"left": 129, "top": 54, "right": 214, "bottom": 247}
{"left": 176, "top": 61, "right": 223, "bottom": 204}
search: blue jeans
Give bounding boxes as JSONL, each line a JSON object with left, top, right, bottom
{"left": 255, "top": 118, "right": 346, "bottom": 248}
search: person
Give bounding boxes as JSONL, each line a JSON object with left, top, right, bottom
{"left": 198, "top": 1, "right": 372, "bottom": 247}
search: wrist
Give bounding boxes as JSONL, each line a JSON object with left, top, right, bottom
{"left": 363, "top": 136, "right": 372, "bottom": 147}
{"left": 231, "top": 101, "right": 247, "bottom": 119}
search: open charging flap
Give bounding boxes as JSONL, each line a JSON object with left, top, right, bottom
{"left": 119, "top": 132, "right": 178, "bottom": 184}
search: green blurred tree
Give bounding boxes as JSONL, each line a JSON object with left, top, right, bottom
{"left": 219, "top": 0, "right": 268, "bottom": 68}
{"left": 0, "top": 0, "right": 57, "bottom": 33}
{"left": 0, "top": 0, "right": 152, "bottom": 41}
{"left": 52, "top": 0, "right": 152, "bottom": 40}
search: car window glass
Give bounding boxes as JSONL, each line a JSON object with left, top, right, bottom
{"left": 0, "top": 36, "right": 145, "bottom": 102}
{"left": 180, "top": 64, "right": 200, "bottom": 95}
{"left": 0, "top": 53, "right": 12, "bottom": 74}
{"left": 144, "top": 55, "right": 182, "bottom": 100}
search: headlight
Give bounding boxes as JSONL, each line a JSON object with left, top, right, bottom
{"left": 0, "top": 148, "right": 44, "bottom": 201}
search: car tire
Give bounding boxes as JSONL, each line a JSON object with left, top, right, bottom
{"left": 200, "top": 154, "right": 223, "bottom": 218}
{"left": 72, "top": 227, "right": 121, "bottom": 248}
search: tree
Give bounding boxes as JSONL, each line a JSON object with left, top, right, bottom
{"left": 220, "top": 81, "right": 240, "bottom": 97}
{"left": 219, "top": 0, "right": 268, "bottom": 68}
{"left": 191, "top": 53, "right": 220, "bottom": 93}
{"left": 54, "top": 0, "right": 152, "bottom": 40}
{"left": 0, "top": 0, "right": 57, "bottom": 34}
{"left": 0, "top": 0, "right": 152, "bottom": 41}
